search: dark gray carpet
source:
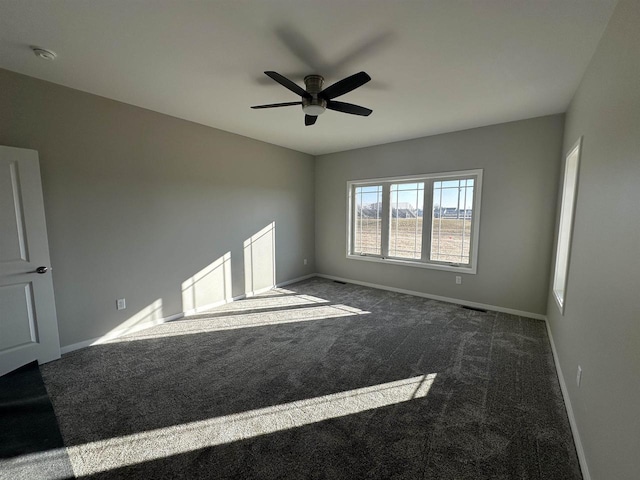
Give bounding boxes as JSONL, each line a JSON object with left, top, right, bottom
{"left": 0, "top": 361, "right": 73, "bottom": 480}
{"left": 40, "top": 277, "right": 581, "bottom": 479}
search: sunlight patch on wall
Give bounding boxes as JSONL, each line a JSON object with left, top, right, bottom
{"left": 107, "top": 302, "right": 370, "bottom": 342}
{"left": 244, "top": 222, "right": 275, "bottom": 296}
{"left": 65, "top": 374, "right": 437, "bottom": 476}
{"left": 187, "top": 292, "right": 329, "bottom": 318}
{"left": 182, "top": 252, "right": 232, "bottom": 314}
{"left": 92, "top": 299, "right": 164, "bottom": 345}
{"left": 260, "top": 287, "right": 295, "bottom": 296}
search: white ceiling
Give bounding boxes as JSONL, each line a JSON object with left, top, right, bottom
{"left": 0, "top": 0, "right": 617, "bottom": 156}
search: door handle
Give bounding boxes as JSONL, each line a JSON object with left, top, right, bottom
{"left": 34, "top": 266, "right": 50, "bottom": 274}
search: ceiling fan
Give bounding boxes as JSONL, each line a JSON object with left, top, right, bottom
{"left": 251, "top": 71, "right": 373, "bottom": 126}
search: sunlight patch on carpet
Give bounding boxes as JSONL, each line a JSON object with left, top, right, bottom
{"left": 108, "top": 303, "right": 370, "bottom": 342}
{"left": 66, "top": 374, "right": 437, "bottom": 476}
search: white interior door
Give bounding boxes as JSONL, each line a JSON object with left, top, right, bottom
{"left": 0, "top": 145, "right": 61, "bottom": 377}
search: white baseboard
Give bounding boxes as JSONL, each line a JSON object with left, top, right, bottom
{"left": 543, "top": 319, "right": 591, "bottom": 480}
{"left": 276, "top": 273, "right": 316, "bottom": 288}
{"left": 183, "top": 294, "right": 245, "bottom": 316}
{"left": 245, "top": 287, "right": 270, "bottom": 297}
{"left": 243, "top": 274, "right": 315, "bottom": 298}
{"left": 60, "top": 312, "right": 184, "bottom": 355}
{"left": 60, "top": 338, "right": 97, "bottom": 355}
{"left": 59, "top": 273, "right": 317, "bottom": 355}
{"left": 316, "top": 273, "right": 546, "bottom": 320}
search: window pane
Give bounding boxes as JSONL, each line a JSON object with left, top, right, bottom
{"left": 431, "top": 178, "right": 474, "bottom": 264}
{"left": 389, "top": 183, "right": 424, "bottom": 259}
{"left": 354, "top": 185, "right": 382, "bottom": 255}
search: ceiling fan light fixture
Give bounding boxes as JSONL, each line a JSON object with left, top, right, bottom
{"left": 302, "top": 93, "right": 327, "bottom": 115}
{"left": 302, "top": 103, "right": 326, "bottom": 116}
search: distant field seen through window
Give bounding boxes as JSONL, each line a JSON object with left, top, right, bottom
{"left": 349, "top": 171, "right": 482, "bottom": 273}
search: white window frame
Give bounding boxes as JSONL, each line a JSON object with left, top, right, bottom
{"left": 553, "top": 138, "right": 582, "bottom": 314}
{"left": 346, "top": 169, "right": 483, "bottom": 274}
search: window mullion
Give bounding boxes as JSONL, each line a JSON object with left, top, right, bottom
{"left": 350, "top": 185, "right": 356, "bottom": 255}
{"left": 421, "top": 180, "right": 433, "bottom": 262}
{"left": 461, "top": 180, "right": 468, "bottom": 263}
{"left": 381, "top": 183, "right": 391, "bottom": 258}
{"left": 468, "top": 178, "right": 476, "bottom": 265}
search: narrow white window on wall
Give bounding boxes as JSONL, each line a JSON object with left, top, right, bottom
{"left": 553, "top": 138, "right": 582, "bottom": 314}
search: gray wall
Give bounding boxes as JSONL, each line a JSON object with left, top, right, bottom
{"left": 315, "top": 115, "right": 564, "bottom": 315}
{"left": 0, "top": 69, "right": 315, "bottom": 347}
{"left": 546, "top": 0, "right": 640, "bottom": 478}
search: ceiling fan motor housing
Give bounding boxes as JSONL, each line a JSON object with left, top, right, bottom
{"left": 302, "top": 75, "right": 327, "bottom": 115}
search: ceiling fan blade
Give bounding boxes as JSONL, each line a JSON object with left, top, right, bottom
{"left": 275, "top": 26, "right": 328, "bottom": 74}
{"left": 264, "top": 71, "right": 310, "bottom": 98}
{"left": 251, "top": 102, "right": 302, "bottom": 109}
{"left": 326, "top": 100, "right": 372, "bottom": 116}
{"left": 319, "top": 71, "right": 371, "bottom": 100}
{"left": 305, "top": 115, "right": 318, "bottom": 126}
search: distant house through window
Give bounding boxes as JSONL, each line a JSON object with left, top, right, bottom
{"left": 431, "top": 178, "right": 474, "bottom": 264}
{"left": 347, "top": 170, "right": 483, "bottom": 274}
{"left": 353, "top": 185, "right": 382, "bottom": 256}
{"left": 390, "top": 182, "right": 424, "bottom": 260}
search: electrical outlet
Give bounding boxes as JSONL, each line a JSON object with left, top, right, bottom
{"left": 116, "top": 298, "right": 126, "bottom": 311}
{"left": 576, "top": 365, "right": 582, "bottom": 387}
{"left": 304, "top": 258, "right": 308, "bottom": 265}
{"left": 455, "top": 275, "right": 462, "bottom": 285}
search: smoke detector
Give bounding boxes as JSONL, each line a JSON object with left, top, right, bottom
{"left": 31, "top": 47, "right": 57, "bottom": 61}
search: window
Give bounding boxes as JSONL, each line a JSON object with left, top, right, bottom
{"left": 389, "top": 182, "right": 424, "bottom": 260}
{"left": 431, "top": 178, "right": 474, "bottom": 264}
{"left": 553, "top": 138, "right": 581, "bottom": 313}
{"left": 347, "top": 170, "right": 482, "bottom": 273}
{"left": 353, "top": 185, "right": 383, "bottom": 255}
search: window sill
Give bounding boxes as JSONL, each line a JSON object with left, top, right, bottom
{"left": 346, "top": 254, "right": 477, "bottom": 274}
